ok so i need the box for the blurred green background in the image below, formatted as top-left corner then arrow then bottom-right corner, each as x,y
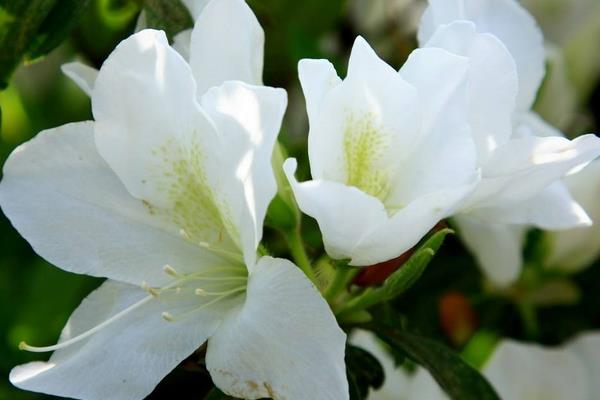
1,0 -> 600,398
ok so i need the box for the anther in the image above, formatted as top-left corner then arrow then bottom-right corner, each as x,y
179,229 -> 190,240
162,312 -> 174,322
141,281 -> 160,297
163,264 -> 180,277
195,288 -> 206,296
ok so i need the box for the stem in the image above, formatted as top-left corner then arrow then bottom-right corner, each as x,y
284,228 -> 317,285
335,287 -> 376,319
324,265 -> 357,301
517,301 -> 539,340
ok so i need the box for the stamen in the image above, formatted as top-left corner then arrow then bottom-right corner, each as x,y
198,241 -> 244,262
18,265 -> 247,353
179,228 -> 191,240
163,264 -> 180,278
162,287 -> 245,322
19,295 -> 155,353
141,281 -> 160,297
185,266 -> 248,278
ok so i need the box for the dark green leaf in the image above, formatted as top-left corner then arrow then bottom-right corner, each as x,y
347,370 -> 364,400
345,344 -> 385,400
143,0 -> 193,41
0,0 -> 58,88
26,0 -> 92,60
375,327 -> 500,400
204,387 -> 238,400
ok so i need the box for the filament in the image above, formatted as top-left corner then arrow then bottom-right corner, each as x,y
162,287 -> 246,322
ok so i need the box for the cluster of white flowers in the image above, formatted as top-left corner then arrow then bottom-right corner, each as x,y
1,0 -> 599,399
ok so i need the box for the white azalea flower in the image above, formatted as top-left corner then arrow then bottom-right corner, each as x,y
0,2 -> 348,399
284,36 -> 479,266
545,160 -> 600,273
65,0 -> 258,96
354,330 -> 600,400
418,0 -> 600,285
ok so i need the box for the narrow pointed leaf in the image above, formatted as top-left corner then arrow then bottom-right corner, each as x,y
374,327 -> 500,400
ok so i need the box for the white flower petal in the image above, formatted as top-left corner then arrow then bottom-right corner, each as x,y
472,182 -> 590,230
454,216 -> 526,286
284,158 -> 390,262
425,21 -> 518,162
298,58 -> 341,127
285,159 -> 474,266
134,10 -> 147,32
395,47 -> 477,204
546,160 -> 600,272
173,28 -> 192,60
468,134 -> 600,208
182,0 -> 210,20
206,256 -> 348,400
0,122 -> 225,286
419,0 -> 545,110
93,29 -> 207,207
10,280 -> 231,400
567,333 -> 600,397
190,0 -> 263,95
61,62 -> 98,97
483,340 -> 588,400
352,185 -> 475,266
515,111 -> 565,139
201,81 -> 287,268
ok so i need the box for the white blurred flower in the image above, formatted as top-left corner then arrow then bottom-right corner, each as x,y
523,0 -> 600,101
285,36 -> 479,266
418,0 -> 600,286
354,330 -> 600,400
0,1 -> 348,399
545,160 -> 600,273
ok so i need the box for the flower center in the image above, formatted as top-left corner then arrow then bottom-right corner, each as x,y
147,137 -> 240,255
151,264 -> 248,322
343,112 -> 391,202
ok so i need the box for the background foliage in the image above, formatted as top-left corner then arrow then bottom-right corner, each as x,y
0,0 -> 599,399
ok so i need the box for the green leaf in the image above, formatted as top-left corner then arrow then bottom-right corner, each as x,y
143,0 -> 193,41
26,0 -> 91,60
346,344 -> 385,400
375,328 -> 500,400
204,387 -> 238,400
0,0 -> 58,88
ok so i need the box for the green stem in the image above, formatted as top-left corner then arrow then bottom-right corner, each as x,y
517,301 -> 539,340
284,228 -> 317,285
335,288 -> 376,319
324,265 -> 356,301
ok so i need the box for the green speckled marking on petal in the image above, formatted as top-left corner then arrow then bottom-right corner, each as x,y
343,112 -> 390,202
150,137 -> 239,252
